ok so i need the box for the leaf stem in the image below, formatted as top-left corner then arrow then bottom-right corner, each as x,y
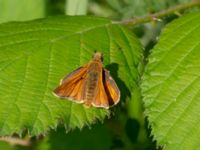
120,1 -> 200,26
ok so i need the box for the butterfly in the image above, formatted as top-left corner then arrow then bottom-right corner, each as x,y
53,52 -> 120,109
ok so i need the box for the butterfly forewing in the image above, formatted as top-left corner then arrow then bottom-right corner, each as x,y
53,66 -> 88,103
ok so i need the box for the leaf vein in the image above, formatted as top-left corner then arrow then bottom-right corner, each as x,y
30,43 -> 54,132
151,41 -> 200,109
0,57 -> 29,131
162,78 -> 200,143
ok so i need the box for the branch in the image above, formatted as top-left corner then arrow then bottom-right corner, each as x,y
120,1 -> 200,26
0,136 -> 32,146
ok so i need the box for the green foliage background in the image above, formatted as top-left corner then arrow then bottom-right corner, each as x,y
0,0 -> 199,150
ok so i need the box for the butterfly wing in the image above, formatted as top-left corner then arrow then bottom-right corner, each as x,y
103,69 -> 120,106
92,69 -> 120,108
53,65 -> 88,103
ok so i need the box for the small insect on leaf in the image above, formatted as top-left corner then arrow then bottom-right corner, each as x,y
53,52 -> 120,109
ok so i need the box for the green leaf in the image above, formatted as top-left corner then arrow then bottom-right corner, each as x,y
142,12 -> 200,149
0,16 -> 142,136
0,0 -> 46,23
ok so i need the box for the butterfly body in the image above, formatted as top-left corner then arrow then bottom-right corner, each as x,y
53,52 -> 120,109
84,61 -> 102,106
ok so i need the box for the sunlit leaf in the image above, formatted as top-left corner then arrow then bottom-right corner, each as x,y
142,12 -> 200,149
0,16 -> 142,136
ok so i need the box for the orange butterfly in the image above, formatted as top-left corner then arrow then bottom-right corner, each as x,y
53,52 -> 120,109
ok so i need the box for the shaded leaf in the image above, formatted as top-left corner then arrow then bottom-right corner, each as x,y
48,124 -> 112,150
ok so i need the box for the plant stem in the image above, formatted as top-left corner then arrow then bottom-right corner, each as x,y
120,1 -> 200,26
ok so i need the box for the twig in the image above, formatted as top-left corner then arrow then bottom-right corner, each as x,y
0,136 -> 32,146
120,1 -> 200,26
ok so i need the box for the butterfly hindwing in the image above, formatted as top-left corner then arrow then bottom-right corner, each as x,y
92,69 -> 120,108
92,69 -> 109,108
103,69 -> 120,106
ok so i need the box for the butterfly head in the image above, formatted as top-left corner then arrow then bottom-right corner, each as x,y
93,52 -> 103,62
